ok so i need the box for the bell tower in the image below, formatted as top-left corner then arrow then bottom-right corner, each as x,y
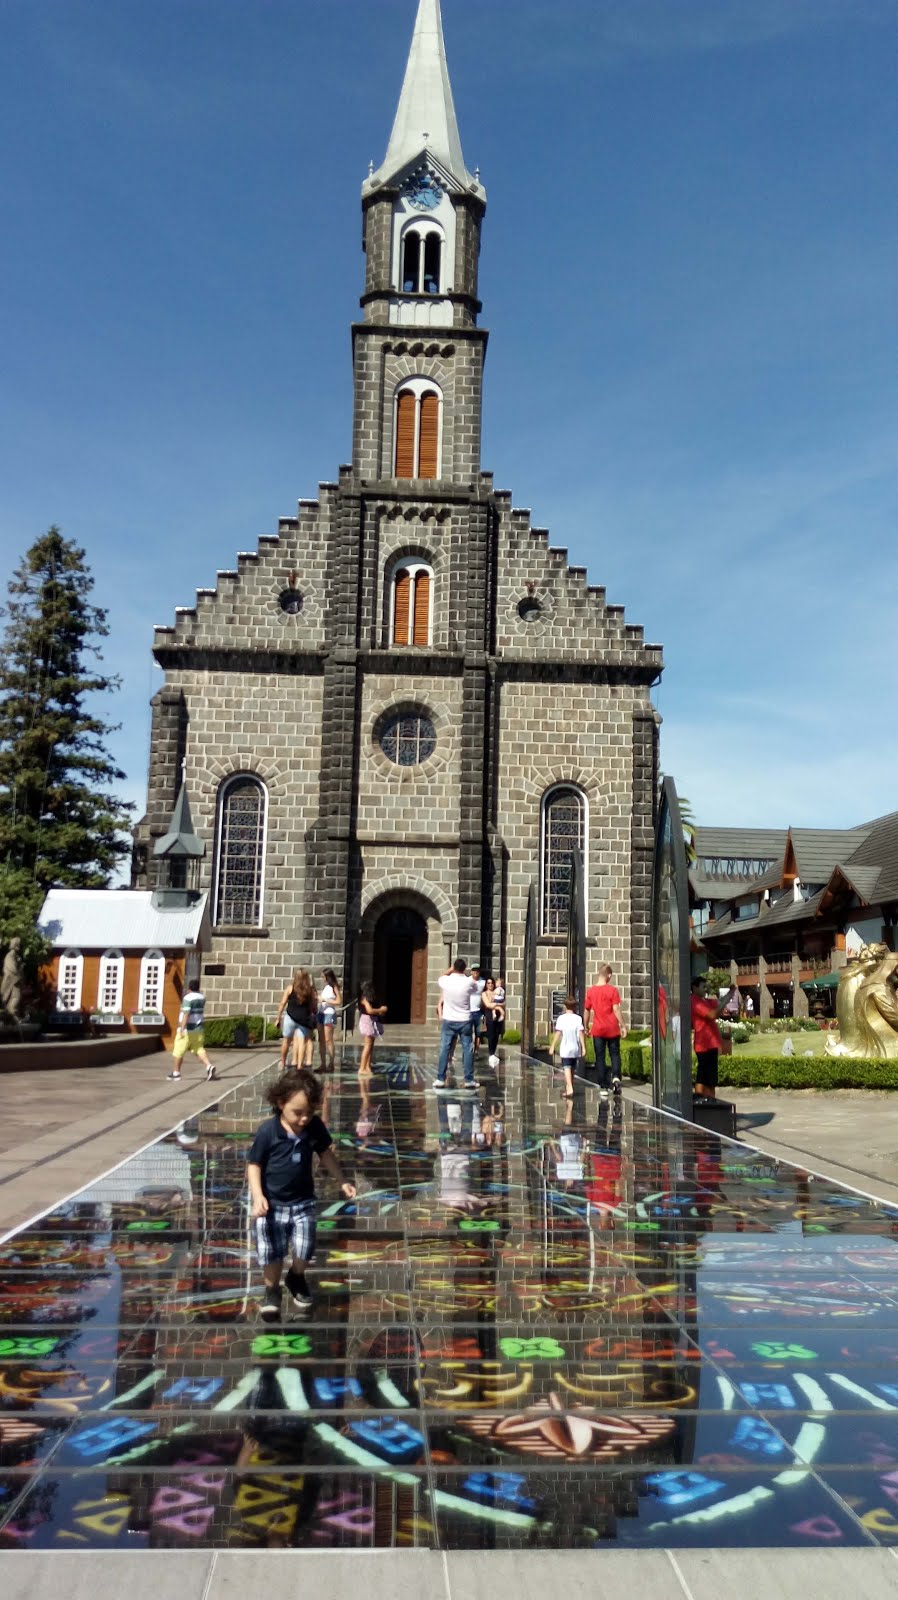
352,0 -> 488,486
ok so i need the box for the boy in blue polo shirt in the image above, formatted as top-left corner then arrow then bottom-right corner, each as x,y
247,1068 -> 356,1321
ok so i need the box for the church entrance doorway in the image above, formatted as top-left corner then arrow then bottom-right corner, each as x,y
373,907 -> 428,1024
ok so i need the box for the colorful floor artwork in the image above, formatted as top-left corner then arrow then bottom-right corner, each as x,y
3,1048 -> 898,1550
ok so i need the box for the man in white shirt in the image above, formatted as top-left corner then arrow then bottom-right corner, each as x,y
435,958 -> 478,1090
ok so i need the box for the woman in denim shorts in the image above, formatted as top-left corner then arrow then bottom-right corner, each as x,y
275,969 -> 318,1068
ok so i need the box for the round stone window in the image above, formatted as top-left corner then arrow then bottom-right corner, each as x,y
279,588 -> 304,616
517,595 -> 542,621
378,711 -> 437,767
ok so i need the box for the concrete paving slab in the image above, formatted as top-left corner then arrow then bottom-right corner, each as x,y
444,1550 -> 680,1598
210,1549 -> 446,1598
668,1547 -> 898,1598
0,1552 -> 214,1600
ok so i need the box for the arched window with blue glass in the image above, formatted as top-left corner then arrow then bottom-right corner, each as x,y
540,785 -> 588,936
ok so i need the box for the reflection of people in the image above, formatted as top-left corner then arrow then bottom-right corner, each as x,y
552,1128 -> 585,1183
690,976 -> 736,1099
551,995 -> 585,1099
584,964 -> 628,1097
436,1097 -> 491,1211
247,1068 -> 356,1321
167,979 -> 216,1083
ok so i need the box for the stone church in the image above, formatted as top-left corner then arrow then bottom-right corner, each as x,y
133,0 -> 662,1029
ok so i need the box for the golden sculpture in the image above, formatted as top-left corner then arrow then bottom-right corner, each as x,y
826,943 -> 898,1059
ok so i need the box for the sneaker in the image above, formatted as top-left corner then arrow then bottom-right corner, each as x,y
205,1064 -> 217,1081
259,1287 -> 282,1322
612,1078 -> 622,1092
166,1072 -> 182,1081
285,1270 -> 312,1310
460,1080 -> 481,1093
488,1054 -> 499,1069
599,1088 -> 609,1100
432,1078 -> 450,1091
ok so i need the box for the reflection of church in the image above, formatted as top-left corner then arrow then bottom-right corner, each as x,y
133,0 -> 662,1026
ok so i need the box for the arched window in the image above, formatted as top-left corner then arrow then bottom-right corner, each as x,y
97,949 -> 124,1014
390,561 -> 433,647
540,786 -> 588,936
214,775 -> 268,927
139,949 -> 166,1014
393,379 -> 442,479
401,222 -> 443,294
56,949 -> 83,1013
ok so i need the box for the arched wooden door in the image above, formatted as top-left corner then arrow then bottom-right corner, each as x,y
372,907 -> 428,1024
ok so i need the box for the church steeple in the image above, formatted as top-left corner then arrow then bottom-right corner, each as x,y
364,0 -> 484,200
353,0 -> 488,485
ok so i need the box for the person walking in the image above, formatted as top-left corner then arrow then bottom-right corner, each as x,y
275,970 -> 318,1069
167,978 -> 216,1082
317,969 -> 341,1072
583,964 -> 628,1099
468,963 -> 486,1051
551,995 -> 585,1098
482,977 -> 506,1067
434,958 -> 478,1091
691,976 -> 737,1099
357,982 -> 387,1076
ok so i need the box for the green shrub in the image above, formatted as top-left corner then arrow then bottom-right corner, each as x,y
203,1015 -> 279,1047
718,1055 -> 898,1090
622,1041 -> 898,1091
502,1028 -> 521,1044
623,1041 -> 652,1080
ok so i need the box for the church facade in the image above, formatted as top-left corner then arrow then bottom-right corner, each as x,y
133,0 -> 663,1030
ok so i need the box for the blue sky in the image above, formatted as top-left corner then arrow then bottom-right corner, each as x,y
1,0 -> 896,834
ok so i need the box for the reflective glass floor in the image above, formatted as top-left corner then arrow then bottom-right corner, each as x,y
4,1047 -> 898,1551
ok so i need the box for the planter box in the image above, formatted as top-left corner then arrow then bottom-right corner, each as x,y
90,1014 -> 125,1029
130,1015 -> 166,1030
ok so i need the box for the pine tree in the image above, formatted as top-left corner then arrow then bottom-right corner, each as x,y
0,529 -> 134,942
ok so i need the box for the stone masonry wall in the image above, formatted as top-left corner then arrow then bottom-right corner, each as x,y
496,677 -> 651,1030
156,668 -> 325,1020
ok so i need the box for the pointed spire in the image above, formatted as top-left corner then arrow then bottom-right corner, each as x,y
365,0 -> 482,196
154,782 -> 205,859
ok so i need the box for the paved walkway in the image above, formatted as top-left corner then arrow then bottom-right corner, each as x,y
628,1081 -> 898,1206
0,1047 -> 273,1237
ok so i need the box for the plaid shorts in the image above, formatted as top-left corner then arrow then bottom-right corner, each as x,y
255,1199 -> 317,1267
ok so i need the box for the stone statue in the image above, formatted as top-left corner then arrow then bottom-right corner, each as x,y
1,937 -> 24,1021
826,942 -> 898,1059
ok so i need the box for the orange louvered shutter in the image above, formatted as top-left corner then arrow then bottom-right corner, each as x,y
412,571 -> 431,646
393,571 -> 411,645
394,392 -> 417,478
418,392 -> 439,478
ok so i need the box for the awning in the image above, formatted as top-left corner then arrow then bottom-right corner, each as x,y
799,971 -> 841,991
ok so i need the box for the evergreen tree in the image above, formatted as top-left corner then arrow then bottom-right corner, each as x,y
0,529 -> 133,937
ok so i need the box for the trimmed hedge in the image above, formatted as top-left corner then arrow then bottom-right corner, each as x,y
204,1015 -> 280,1047
622,1041 -> 898,1091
